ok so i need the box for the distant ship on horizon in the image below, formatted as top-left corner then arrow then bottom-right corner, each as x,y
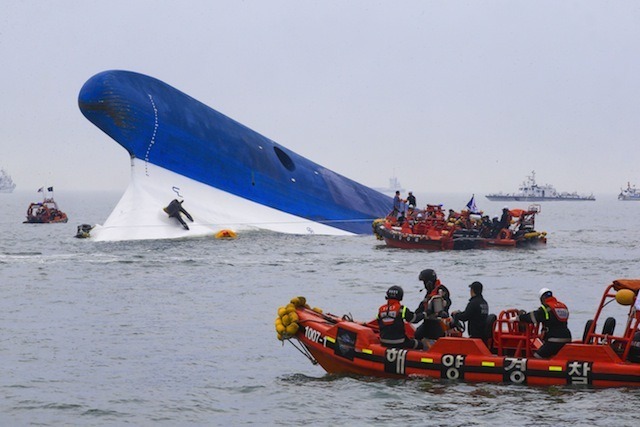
0,168 -> 16,193
372,176 -> 405,196
619,182 -> 640,201
486,171 -> 595,202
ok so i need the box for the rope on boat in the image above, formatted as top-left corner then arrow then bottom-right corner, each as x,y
285,338 -> 318,365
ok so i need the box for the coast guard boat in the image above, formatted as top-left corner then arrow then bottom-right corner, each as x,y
23,187 -> 68,224
372,176 -> 405,196
78,70 -> 391,241
486,171 -> 595,202
619,182 -> 640,201
278,279 -> 640,387
0,168 -> 16,193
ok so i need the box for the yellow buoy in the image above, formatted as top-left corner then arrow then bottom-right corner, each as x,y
290,296 -> 306,307
281,314 -> 291,326
277,307 -> 287,318
615,288 -> 636,306
215,229 -> 237,239
285,323 -> 299,335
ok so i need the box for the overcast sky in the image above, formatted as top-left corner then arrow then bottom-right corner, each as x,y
1,1 -> 639,195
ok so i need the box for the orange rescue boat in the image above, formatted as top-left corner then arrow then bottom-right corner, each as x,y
277,279 -> 640,387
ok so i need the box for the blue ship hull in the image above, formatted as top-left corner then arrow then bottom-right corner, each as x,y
78,70 -> 392,238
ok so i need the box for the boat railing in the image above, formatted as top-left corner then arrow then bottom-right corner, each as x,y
493,309 -> 543,358
582,282 -> 640,361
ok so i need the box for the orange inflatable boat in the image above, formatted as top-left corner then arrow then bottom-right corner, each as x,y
277,279 -> 640,387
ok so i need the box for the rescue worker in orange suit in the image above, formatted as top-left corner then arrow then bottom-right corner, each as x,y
519,288 -> 571,358
377,286 -> 425,350
414,269 -> 451,342
451,281 -> 489,340
164,199 -> 194,230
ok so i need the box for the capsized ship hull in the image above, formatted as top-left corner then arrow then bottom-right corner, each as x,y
78,70 -> 391,241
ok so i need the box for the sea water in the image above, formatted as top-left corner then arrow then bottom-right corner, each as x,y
1,191 -> 639,426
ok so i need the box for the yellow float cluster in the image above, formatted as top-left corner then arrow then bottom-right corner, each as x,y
524,231 -> 547,239
371,218 -> 385,240
275,296 -> 323,341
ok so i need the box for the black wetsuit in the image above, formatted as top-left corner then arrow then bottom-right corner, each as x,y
414,283 -> 451,340
454,294 -> 489,339
165,199 -> 193,230
519,297 -> 571,358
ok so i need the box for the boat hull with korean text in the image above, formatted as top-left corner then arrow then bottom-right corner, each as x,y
277,279 -> 640,387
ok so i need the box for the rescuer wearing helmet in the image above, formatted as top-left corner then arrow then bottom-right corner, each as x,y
518,288 -> 571,358
451,281 -> 489,340
377,286 -> 425,350
414,269 -> 452,342
417,269 -> 451,312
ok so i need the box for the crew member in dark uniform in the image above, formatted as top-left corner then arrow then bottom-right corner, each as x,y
414,269 -> 452,342
406,191 -> 416,209
519,288 -> 571,358
499,207 -> 511,229
164,199 -> 194,230
452,281 -> 489,340
377,286 -> 425,349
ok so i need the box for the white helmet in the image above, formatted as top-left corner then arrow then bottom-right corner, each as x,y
538,288 -> 552,300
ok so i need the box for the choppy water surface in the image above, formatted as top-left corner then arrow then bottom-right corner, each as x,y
1,191 -> 639,425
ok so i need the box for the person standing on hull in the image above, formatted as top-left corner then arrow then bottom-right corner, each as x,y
392,190 -> 405,218
451,281 -> 489,340
414,269 -> 452,345
406,191 -> 416,209
163,199 -> 194,230
518,288 -> 571,358
377,286 -> 425,350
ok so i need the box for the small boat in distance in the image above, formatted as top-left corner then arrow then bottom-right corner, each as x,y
486,171 -> 595,201
619,182 -> 640,201
23,187 -> 68,224
0,168 -> 16,193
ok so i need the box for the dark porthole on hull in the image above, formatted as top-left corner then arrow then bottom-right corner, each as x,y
274,147 -> 296,171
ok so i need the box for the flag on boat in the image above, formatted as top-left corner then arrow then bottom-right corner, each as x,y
47,186 -> 54,192
466,194 -> 479,214
37,187 -> 44,193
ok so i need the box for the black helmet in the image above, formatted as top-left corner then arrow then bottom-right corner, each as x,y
386,285 -> 404,301
419,269 -> 437,291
